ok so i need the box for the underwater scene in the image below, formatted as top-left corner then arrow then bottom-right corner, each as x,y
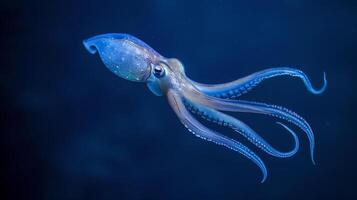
1,0 -> 356,199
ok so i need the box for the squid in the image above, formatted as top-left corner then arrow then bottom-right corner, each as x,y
83,33 -> 327,182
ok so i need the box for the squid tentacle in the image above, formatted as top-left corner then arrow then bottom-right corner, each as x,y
167,90 -> 268,183
184,90 -> 316,164
193,67 -> 327,98
184,101 -> 299,158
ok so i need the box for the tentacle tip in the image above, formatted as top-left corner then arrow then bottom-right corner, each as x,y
321,72 -> 328,92
259,169 -> 268,183
313,72 -> 327,95
311,154 -> 316,165
311,158 -> 316,165
260,175 -> 267,183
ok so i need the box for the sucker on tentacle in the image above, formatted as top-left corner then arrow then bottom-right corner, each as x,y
83,33 -> 326,183
184,100 -> 299,158
193,67 -> 327,99
168,90 -> 268,182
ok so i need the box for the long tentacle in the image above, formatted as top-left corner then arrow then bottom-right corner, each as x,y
167,90 -> 268,182
192,67 -> 327,98
184,100 -> 299,158
184,89 -> 316,164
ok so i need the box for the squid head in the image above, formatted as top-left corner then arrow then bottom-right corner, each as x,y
83,33 -> 161,83
83,33 -> 186,96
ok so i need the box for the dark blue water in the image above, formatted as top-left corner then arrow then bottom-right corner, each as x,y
1,0 -> 356,199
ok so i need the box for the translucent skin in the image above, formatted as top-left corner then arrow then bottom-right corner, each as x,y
83,33 -> 327,183
83,33 -> 162,82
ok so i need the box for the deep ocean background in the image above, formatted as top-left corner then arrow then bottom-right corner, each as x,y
1,0 -> 356,199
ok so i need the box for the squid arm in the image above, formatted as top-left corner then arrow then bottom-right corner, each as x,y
191,67 -> 327,98
167,90 -> 268,182
184,90 -> 316,164
184,100 -> 299,158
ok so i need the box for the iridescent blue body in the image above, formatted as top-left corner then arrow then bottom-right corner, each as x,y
83,33 -> 327,182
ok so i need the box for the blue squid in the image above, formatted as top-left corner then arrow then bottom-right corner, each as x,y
83,33 -> 327,182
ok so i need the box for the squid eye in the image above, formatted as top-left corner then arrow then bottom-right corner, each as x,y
153,65 -> 165,78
